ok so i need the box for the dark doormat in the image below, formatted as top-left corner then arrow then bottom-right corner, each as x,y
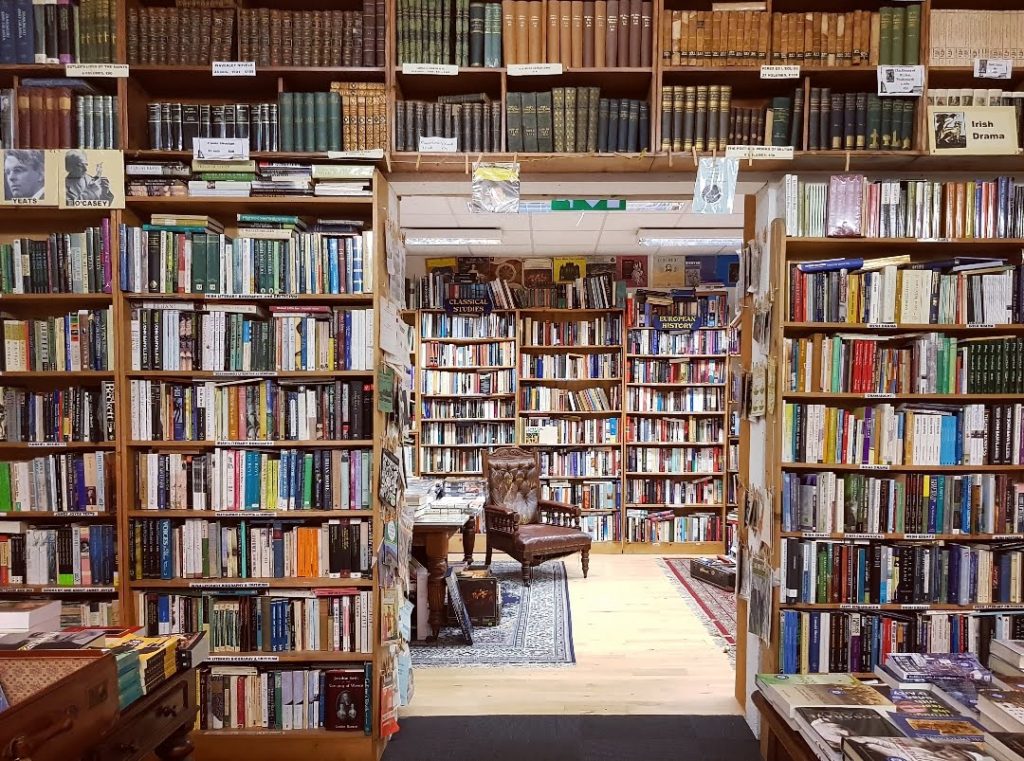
382,714 -> 760,761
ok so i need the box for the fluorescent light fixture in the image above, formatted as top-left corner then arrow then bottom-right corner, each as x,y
637,228 -> 743,249
470,200 -> 688,214
403,228 -> 503,246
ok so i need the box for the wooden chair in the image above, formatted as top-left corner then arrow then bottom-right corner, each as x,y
482,446 -> 592,586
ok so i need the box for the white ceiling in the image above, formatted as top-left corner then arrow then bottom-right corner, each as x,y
398,195 -> 746,256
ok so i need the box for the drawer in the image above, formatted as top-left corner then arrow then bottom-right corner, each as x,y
90,678 -> 195,761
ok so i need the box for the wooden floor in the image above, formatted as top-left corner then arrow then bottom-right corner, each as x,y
404,554 -> 742,716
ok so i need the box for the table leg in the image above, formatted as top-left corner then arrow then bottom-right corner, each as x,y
155,723 -> 195,761
425,531 -> 449,641
462,518 -> 475,564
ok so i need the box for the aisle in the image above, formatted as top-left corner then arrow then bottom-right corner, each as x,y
403,554 -> 741,716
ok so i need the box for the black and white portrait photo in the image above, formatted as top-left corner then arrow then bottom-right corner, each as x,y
60,149 -> 124,209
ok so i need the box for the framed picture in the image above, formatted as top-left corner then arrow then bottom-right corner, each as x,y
445,567 -> 473,645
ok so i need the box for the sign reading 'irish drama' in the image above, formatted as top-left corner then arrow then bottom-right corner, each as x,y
928,106 -> 1021,155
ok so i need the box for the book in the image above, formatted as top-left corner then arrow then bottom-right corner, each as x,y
842,737 -> 995,761
980,689 -> 1024,732
325,668 -> 368,731
992,642 -> 1024,670
794,707 -> 903,761
887,715 -> 985,743
398,0 -> 494,65
929,11 -> 1024,68
756,674 -> 892,718
872,687 -> 961,718
984,732 -> 1024,761
0,599 -> 60,630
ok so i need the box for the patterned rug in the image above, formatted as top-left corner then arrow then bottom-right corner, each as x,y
659,558 -> 737,665
410,561 -> 575,667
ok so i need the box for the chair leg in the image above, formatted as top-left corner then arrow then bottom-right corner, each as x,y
485,542 -> 493,568
521,562 -> 531,587
581,549 -> 590,579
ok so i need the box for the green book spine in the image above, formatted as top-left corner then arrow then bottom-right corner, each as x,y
0,463 -> 11,511
574,87 -> 588,153
771,96 -> 791,147
878,7 -> 893,66
237,214 -> 301,224
505,91 -> 523,152
440,0 -> 450,64
899,99 -> 914,150
866,94 -> 881,150
293,94 -> 306,152
904,4 -> 920,66
303,454 -> 314,508
521,92 -> 538,152
536,91 -> 553,152
565,87 -> 577,152
586,87 -> 599,152
552,88 -> 566,152
327,92 -> 342,152
303,93 -> 316,153
207,234 -> 221,294
313,92 -> 329,152
279,93 -> 294,152
890,6 -> 905,67
879,98 -> 892,149
191,233 -> 206,293
854,92 -> 867,150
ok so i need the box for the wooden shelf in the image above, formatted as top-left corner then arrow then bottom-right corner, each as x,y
783,322 -> 1024,334
781,602 -> 1024,612
625,440 -> 724,446
127,510 -> 372,519
624,471 -> 724,477
419,393 -> 516,398
782,463 -> 1024,473
423,365 -> 516,371
783,392 -> 1024,402
421,417 -> 516,423
626,382 -> 725,387
625,503 -> 726,510
780,531 -> 1024,542
626,410 -> 727,416
419,336 -> 516,343
0,293 -> 112,305
0,370 -> 115,380
206,651 -> 372,663
626,354 -> 727,359
0,585 -> 117,594
0,441 -> 116,451
519,376 -> 622,383
0,511 -> 116,521
129,578 -> 373,589
540,474 -> 618,480
519,344 -> 623,352
519,409 -> 621,416
622,540 -> 725,554
420,442 -> 514,448
123,293 -> 373,305
127,440 -> 374,449
126,370 -> 373,380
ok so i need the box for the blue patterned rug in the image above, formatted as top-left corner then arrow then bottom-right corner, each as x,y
410,561 -> 575,667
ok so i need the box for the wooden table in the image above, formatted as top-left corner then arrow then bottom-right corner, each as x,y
752,690 -> 817,761
412,516 -> 476,640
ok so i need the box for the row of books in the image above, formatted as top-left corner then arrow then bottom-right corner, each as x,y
138,590 -> 374,654
544,480 -> 617,511
394,96 -> 504,154
419,312 -> 516,339
0,384 -> 114,443
930,10 -> 1024,68
520,417 -> 619,445
627,386 -> 725,413
521,314 -> 622,346
626,328 -> 729,357
626,446 -> 722,474
0,225 -> 111,294
660,9 -> 768,67
519,386 -> 618,413
784,334 -> 1024,396
419,422 -> 514,446
199,665 -> 370,732
538,0 -> 653,68
420,339 -> 515,369
520,352 -> 620,380
420,448 -> 482,475
788,259 -> 1023,326
624,509 -> 724,543
128,518 -> 371,581
624,476 -> 724,507
808,91 -> 916,153
147,102 -> 279,153
578,512 -> 618,542
626,289 -> 728,329
781,471 -> 1024,536
415,272 -> 517,310
518,275 -> 620,309
7,88 -> 118,150
136,449 -> 374,513
538,448 -> 619,479
395,0 -> 488,66
1,309 -> 113,372
781,402 -> 1018,467
421,398 -> 515,420
0,452 -> 112,513
128,379 -> 374,443
660,86 -> 796,152
119,217 -> 372,296
626,416 -> 724,444
0,0 -> 116,64
1,524 -> 116,585
784,175 -> 1024,241
506,90 -> 649,154
926,88 -> 1024,152
420,367 -> 514,397
628,358 -> 724,385
771,7 -> 921,67
130,306 -> 375,373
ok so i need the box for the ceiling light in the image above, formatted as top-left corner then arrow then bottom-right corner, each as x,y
403,228 -> 503,246
637,229 -> 743,249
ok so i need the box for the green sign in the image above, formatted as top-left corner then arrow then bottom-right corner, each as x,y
377,366 -> 396,413
549,199 -> 626,212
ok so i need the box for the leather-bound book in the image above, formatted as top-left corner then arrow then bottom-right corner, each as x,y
472,102 -> 486,152
707,86 -> 720,151
586,86 -> 599,151
850,10 -> 862,65
890,6 -> 904,66
552,87 -> 566,151
547,0 -> 560,63
17,88 -> 31,147
570,2 -> 583,68
628,99 -> 641,151
829,92 -> 843,149
739,107 -> 751,145
841,92 -> 855,149
818,87 -> 830,150
898,99 -> 913,150
682,86 -> 695,151
717,85 -> 730,151
491,100 -> 503,150
803,11 -> 813,65
605,0 -> 617,66
807,88 -> 820,150
640,1 -> 651,66
559,1 -> 572,67
843,11 -> 855,65
620,98 -> 633,151
789,86 -> 804,149
503,1 -> 517,64
606,98 -> 619,152
469,2 -> 486,66
693,85 -> 707,151
865,93 -> 880,150
673,10 -> 684,66
671,86 -> 684,151
660,86 -> 672,150
515,1 -> 530,65
394,101 -> 405,151
854,91 -> 867,150
618,1 -> 630,67
522,92 -> 539,151
536,91 -> 553,151
595,1 -> 606,66
582,2 -> 594,67
574,86 -> 588,151
564,86 -> 577,151
638,101 -> 649,151
709,10 -> 720,66
506,92 -> 524,151
597,97 -> 609,151
57,86 -> 71,148
528,2 -> 542,62
313,92 -> 328,152
44,88 -> 58,147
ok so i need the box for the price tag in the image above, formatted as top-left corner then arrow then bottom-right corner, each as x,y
725,145 -> 794,161
401,63 -> 459,76
326,149 -> 385,160
975,59 -> 1012,79
878,65 -> 925,96
188,581 -> 271,589
760,65 -> 801,79
193,138 -> 250,161
65,63 -> 129,77
212,61 -> 257,77
418,136 -> 459,152
507,63 -> 564,76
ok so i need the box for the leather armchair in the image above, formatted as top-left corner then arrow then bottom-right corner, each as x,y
482,446 -> 592,586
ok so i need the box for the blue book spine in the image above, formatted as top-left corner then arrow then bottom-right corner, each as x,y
0,3 -> 15,65
273,521 -> 284,578
809,612 -> 820,673
240,520 -> 248,577
158,595 -> 170,633
927,475 -> 938,533
159,519 -> 172,579
961,477 -> 971,533
13,0 -> 32,63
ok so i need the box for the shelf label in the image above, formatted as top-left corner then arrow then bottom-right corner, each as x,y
878,65 -> 925,96
187,581 -> 270,589
208,654 -> 279,662
417,136 -> 459,153
55,512 -> 99,518
0,587 -> 29,593
760,65 -> 800,79
975,59 -> 1012,79
507,63 -> 564,76
967,323 -> 995,329
212,61 -> 257,77
903,533 -> 937,540
859,464 -> 889,471
899,604 -> 929,610
654,315 -> 700,332
841,603 -> 881,610
326,149 -> 385,160
43,586 -> 116,593
192,137 -> 250,161
208,293 -> 276,300
801,532 -> 831,539
212,371 -> 278,378
27,442 -> 64,448
865,393 -> 896,399
65,63 -> 129,77
214,440 -> 277,447
402,63 -> 459,76
1005,534 -> 1024,540
444,297 -> 492,315
725,145 -> 795,161
867,323 -> 898,329
846,533 -> 884,540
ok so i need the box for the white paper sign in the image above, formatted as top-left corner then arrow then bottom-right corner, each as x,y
975,58 -> 1012,79
193,137 -> 250,160
64,63 -> 129,77
760,65 -> 800,79
507,63 -> 564,76
212,61 -> 257,76
725,145 -> 795,160
402,63 -> 459,76
326,149 -> 385,160
877,65 -> 925,96
418,136 -> 459,152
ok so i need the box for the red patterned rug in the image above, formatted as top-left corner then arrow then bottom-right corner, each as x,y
660,558 -> 737,662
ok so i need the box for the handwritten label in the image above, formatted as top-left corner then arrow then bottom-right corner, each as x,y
878,65 -> 925,96
401,63 -> 459,76
188,581 -> 270,589
975,58 -> 1012,79
859,464 -> 889,471
193,137 -> 250,161
760,65 -> 801,79
418,136 -> 459,153
43,586 -> 116,593
865,393 -> 896,399
208,654 -> 279,662
326,149 -> 385,160
725,145 -> 795,161
214,440 -> 277,447
212,61 -> 257,77
507,63 -> 564,76
65,63 -> 129,77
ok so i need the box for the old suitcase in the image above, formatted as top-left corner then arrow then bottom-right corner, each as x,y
690,557 -> 737,592
447,569 -> 501,627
